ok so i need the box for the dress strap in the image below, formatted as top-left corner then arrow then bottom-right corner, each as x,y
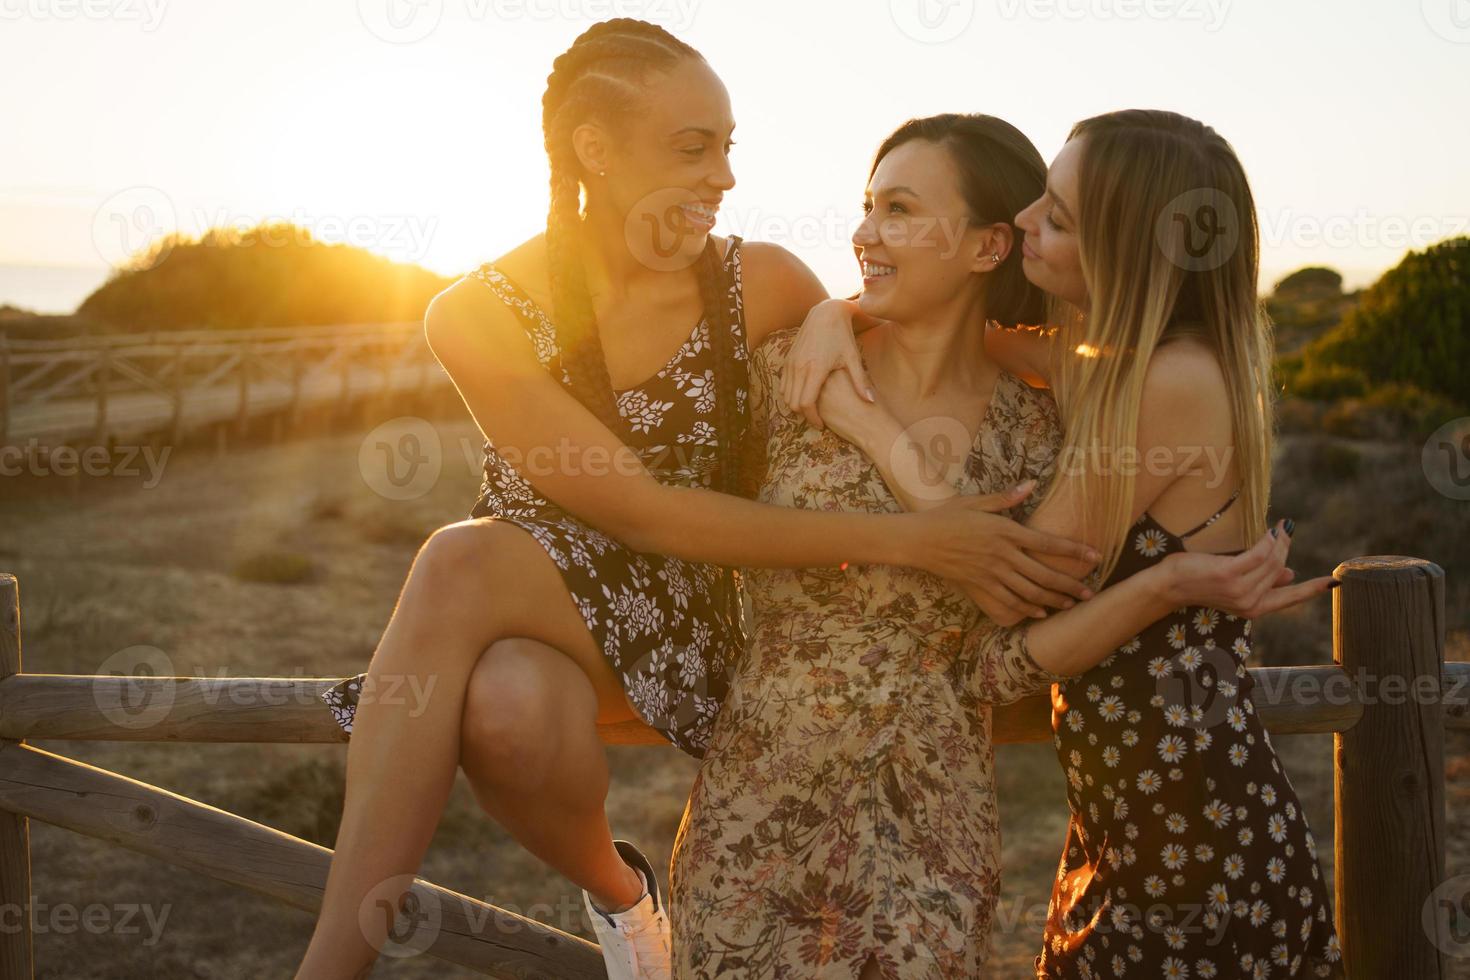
1177,487 -> 1243,540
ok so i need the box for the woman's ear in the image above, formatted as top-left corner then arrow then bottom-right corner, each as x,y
971,222 -> 1016,274
571,121 -> 611,177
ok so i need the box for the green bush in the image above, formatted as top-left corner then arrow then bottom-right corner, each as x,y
77,222 -> 453,333
1303,237 -> 1469,407
1290,361 -> 1370,400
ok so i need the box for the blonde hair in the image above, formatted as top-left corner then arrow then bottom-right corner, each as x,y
1039,109 -> 1275,584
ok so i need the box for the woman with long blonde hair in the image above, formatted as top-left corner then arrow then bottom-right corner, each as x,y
785,109 -> 1343,976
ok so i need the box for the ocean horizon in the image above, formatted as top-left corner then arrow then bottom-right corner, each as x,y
0,263 -> 111,316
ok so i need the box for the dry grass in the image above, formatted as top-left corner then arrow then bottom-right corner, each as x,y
0,416 -> 1465,977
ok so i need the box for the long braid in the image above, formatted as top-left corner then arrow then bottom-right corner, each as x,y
693,236 -> 744,620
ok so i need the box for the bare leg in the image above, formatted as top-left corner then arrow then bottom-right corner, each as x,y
459,637 -> 645,911
295,519 -> 645,979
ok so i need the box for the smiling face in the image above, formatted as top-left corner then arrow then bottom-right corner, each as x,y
1015,136 -> 1088,308
851,138 -> 1005,323
577,57 -> 736,269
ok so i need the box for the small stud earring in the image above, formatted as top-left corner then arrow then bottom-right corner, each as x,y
991,253 -> 1001,264
598,169 -> 607,177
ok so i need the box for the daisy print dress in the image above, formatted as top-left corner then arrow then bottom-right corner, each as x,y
320,236 -> 751,759
1035,490 -> 1344,979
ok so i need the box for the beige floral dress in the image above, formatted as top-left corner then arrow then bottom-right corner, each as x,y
669,327 -> 1071,978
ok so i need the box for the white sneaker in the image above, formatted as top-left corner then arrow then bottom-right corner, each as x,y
582,839 -> 672,980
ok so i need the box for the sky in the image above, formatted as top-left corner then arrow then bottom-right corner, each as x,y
1,0 -> 1466,313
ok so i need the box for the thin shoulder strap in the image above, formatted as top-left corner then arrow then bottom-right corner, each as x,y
470,263 -> 551,329
1178,487 -> 1243,540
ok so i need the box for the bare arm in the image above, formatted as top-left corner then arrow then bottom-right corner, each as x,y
818,344 -> 1334,696
424,259 -> 1097,584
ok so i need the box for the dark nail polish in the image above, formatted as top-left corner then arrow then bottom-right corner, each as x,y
1283,518 -> 1296,536
1269,527 -> 1278,538
1327,580 -> 1341,590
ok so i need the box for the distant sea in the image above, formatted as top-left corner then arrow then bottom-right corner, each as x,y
0,264 -> 111,315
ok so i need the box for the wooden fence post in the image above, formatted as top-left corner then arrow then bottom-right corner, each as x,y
169,342 -> 185,449
236,340 -> 251,437
93,342 -> 110,445
0,575 -> 34,978
1334,555 -> 1447,977
0,331 -> 10,446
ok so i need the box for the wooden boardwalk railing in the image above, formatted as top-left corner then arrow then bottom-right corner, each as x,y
0,557 -> 1459,977
0,323 -> 452,449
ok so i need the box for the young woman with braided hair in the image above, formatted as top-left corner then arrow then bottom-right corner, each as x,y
298,19 -> 1099,980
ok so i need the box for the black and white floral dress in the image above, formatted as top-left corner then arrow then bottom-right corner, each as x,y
1035,489 -> 1345,978
320,237 -> 751,759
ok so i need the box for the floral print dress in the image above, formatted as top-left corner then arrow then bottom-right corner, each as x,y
670,327 -> 1072,978
320,237 -> 750,759
1035,493 -> 1345,978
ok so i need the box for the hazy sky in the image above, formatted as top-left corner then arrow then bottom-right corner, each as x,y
2,0 -> 1466,310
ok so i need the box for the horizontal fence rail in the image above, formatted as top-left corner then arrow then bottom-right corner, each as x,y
0,664 -> 1464,746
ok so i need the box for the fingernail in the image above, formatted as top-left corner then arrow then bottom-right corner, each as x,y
1085,549 -> 1100,563
1081,589 -> 1095,600
1327,580 -> 1341,590
1064,600 -> 1075,609
1015,479 -> 1036,493
1283,518 -> 1296,536
1270,527 -> 1277,538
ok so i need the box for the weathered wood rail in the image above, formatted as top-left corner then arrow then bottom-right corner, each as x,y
0,557 -> 1459,976
0,323 -> 451,449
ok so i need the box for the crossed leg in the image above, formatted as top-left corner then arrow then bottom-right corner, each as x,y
295,517 -> 647,979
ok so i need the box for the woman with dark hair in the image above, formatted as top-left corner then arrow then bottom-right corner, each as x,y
295,21 -> 1101,980
782,109 -> 1343,977
669,113 -> 1321,979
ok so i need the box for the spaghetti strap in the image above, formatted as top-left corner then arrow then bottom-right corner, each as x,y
1177,486 -> 1242,539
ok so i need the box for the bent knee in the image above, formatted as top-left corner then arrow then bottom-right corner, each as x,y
460,639 -> 596,773
415,518 -> 533,594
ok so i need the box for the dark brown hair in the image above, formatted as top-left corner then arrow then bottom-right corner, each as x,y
869,113 -> 1048,327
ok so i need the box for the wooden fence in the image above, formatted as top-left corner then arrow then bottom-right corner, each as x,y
0,556 -> 1460,977
0,324 -> 451,450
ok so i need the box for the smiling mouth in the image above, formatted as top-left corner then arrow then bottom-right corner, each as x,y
861,260 -> 896,281
678,202 -> 719,229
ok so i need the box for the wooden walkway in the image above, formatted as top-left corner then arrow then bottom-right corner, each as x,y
0,323 -> 451,448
